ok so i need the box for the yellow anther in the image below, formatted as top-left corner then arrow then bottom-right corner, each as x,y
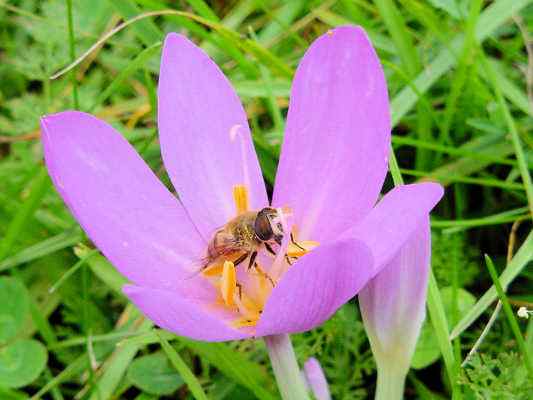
204,184 -> 321,330
235,292 -> 261,321
287,240 -> 320,258
202,262 -> 224,277
221,261 -> 237,307
252,264 -> 274,305
233,184 -> 250,215
281,206 -> 293,216
231,318 -> 259,329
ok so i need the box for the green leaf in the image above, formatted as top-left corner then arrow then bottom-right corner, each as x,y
127,351 -> 184,395
0,277 -> 30,344
412,287 -> 475,369
0,339 -> 48,388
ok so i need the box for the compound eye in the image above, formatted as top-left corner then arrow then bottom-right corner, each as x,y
254,214 -> 273,241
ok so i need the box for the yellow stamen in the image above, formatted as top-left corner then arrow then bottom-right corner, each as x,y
234,292 -> 261,321
248,264 -> 273,303
287,240 -> 320,258
202,185 -> 321,330
202,262 -> 224,277
231,318 -> 259,329
281,205 -> 293,216
233,184 -> 249,215
221,261 -> 237,307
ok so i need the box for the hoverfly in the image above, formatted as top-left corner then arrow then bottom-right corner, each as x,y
203,207 -> 288,273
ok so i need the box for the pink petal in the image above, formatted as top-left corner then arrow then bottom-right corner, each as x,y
41,111 -> 205,291
256,239 -> 374,336
303,358 -> 331,400
273,26 -> 390,243
344,183 -> 443,272
359,219 -> 430,370
123,285 -> 251,341
158,33 -> 268,239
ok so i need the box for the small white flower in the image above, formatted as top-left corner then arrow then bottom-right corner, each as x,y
517,306 -> 530,319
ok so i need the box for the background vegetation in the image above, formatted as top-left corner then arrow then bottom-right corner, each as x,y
0,0 -> 532,398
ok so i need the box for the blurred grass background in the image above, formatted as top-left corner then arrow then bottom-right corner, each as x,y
0,0 -> 532,399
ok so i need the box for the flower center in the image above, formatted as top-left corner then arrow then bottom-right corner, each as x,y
201,184 -> 319,329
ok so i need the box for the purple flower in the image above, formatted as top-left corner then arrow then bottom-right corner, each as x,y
359,219 -> 432,399
303,358 -> 331,400
40,26 -> 443,342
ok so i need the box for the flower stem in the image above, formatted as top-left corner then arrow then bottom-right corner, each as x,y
264,334 -> 310,400
375,365 -> 406,400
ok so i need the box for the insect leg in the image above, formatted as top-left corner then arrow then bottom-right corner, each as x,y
264,242 -> 276,256
290,232 -> 306,251
265,239 -> 293,265
248,251 -> 258,271
253,264 -> 275,287
233,252 -> 249,267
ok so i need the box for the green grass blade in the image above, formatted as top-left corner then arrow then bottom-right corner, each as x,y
315,9 -> 396,54
373,0 -> 418,74
0,229 -> 82,272
373,0 -> 433,169
427,271 -> 460,398
487,59 -> 533,116
88,312 -> 152,400
437,0 -> 482,150
392,135 -> 517,167
479,53 -> 533,215
0,168 -> 50,262
185,0 -> 218,20
75,245 -> 128,295
157,332 -> 209,400
49,249 -> 99,293
400,168 -> 525,191
431,207 -> 528,229
89,42 -> 161,112
484,255 -> 533,378
390,0 -> 533,126
65,0 -> 79,109
183,339 -> 277,400
110,0 -> 162,45
451,230 -> 533,338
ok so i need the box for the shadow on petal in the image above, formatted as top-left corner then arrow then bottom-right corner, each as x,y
124,285 -> 253,342
256,239 -> 374,336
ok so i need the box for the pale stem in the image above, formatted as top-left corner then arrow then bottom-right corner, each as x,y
264,334 -> 310,400
375,364 -> 407,400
